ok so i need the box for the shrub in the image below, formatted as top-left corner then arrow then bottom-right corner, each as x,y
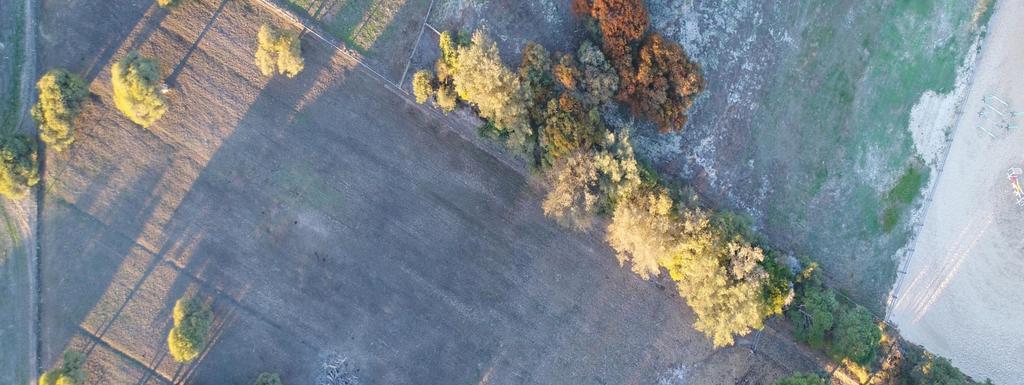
157,0 -> 181,8
576,40 -> 618,106
256,24 -> 305,78
0,134 -> 40,200
453,30 -> 532,152
775,372 -> 826,385
39,351 -> 85,385
830,305 -> 881,366
253,372 -> 282,385
412,70 -> 434,105
112,51 -> 167,127
167,296 -> 213,362
629,33 -> 703,132
32,69 -> 87,152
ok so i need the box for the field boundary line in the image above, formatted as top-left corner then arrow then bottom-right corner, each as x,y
23,0 -> 40,381
398,0 -> 436,89
884,17 -> 995,322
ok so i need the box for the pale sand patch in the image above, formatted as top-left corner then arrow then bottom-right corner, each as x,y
889,2 -> 1024,384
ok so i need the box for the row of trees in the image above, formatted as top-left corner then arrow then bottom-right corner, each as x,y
410,26 -> 787,347
5,21 -> 305,201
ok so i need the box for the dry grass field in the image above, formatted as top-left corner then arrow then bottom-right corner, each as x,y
30,0 -> 832,383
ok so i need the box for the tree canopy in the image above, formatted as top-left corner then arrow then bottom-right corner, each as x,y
112,51 -> 167,127
256,24 -> 305,78
253,372 -> 282,385
775,372 -> 826,385
32,69 -> 87,152
167,296 -> 213,362
830,305 -> 881,366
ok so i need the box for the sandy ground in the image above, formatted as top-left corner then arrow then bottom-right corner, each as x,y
889,1 -> 1024,384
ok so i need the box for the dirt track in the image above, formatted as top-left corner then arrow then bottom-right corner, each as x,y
31,0 -> 830,384
889,2 -> 1024,383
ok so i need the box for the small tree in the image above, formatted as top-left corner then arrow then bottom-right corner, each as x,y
253,372 -> 282,385
112,51 -> 167,127
167,296 -> 213,362
256,24 -> 305,78
775,372 -> 825,385
157,0 -> 182,8
435,83 -> 458,113
412,70 -> 434,105
0,134 -> 40,200
39,351 -> 85,385
830,305 -> 881,366
32,69 -> 87,152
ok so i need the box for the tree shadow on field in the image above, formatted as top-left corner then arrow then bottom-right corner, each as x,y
165,0 -> 229,87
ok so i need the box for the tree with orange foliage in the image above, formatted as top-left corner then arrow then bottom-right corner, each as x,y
629,33 -> 704,132
588,0 -> 648,88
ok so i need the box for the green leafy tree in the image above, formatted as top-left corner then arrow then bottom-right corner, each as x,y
412,70 -> 435,105
256,24 -> 305,78
576,40 -> 618,106
112,51 -> 167,127
830,305 -> 881,366
0,134 -> 40,200
38,351 -> 85,385
453,30 -> 532,152
792,284 -> 839,349
167,296 -> 213,362
775,372 -> 826,385
253,372 -> 282,385
32,69 -> 87,151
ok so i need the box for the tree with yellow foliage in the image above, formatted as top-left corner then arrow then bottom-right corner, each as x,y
256,24 -> 305,78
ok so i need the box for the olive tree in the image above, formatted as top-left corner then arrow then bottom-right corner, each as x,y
32,69 -> 87,151
167,296 -> 213,362
256,24 -> 305,78
112,51 -> 167,127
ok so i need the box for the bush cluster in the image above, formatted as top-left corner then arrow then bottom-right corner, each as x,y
167,296 -> 213,362
38,351 -> 86,385
112,51 -> 167,127
774,372 -> 826,385
32,69 -> 87,152
253,372 -> 282,385
256,23 -> 305,78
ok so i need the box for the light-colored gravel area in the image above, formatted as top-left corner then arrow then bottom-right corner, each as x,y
889,2 -> 1024,383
